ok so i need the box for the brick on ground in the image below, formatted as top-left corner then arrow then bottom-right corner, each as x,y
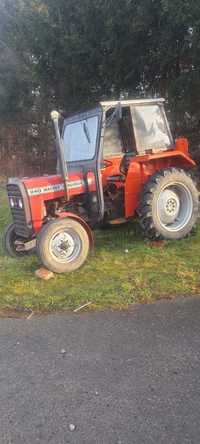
35,268 -> 54,280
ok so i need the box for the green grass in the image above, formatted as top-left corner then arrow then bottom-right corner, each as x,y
0,182 -> 200,313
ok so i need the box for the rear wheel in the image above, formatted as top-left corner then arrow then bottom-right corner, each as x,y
138,168 -> 199,240
37,218 -> 90,273
3,223 -> 28,257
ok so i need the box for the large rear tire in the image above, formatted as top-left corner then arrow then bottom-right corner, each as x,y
3,223 -> 28,257
37,218 -> 90,273
137,168 -> 199,240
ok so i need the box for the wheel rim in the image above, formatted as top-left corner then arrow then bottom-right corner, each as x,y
157,182 -> 193,232
49,229 -> 82,263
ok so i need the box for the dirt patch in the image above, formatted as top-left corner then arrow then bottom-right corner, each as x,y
0,307 -> 32,319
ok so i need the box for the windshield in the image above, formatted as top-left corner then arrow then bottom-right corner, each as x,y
131,105 -> 172,152
63,115 -> 99,162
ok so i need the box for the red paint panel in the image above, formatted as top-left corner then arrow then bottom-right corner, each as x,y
125,161 -> 142,218
22,173 -> 86,233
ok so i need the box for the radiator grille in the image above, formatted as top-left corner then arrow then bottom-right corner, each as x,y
7,183 -> 32,238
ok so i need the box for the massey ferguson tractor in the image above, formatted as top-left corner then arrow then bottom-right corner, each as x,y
3,98 -> 199,273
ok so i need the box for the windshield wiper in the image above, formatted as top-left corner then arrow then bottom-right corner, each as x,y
83,121 -> 91,144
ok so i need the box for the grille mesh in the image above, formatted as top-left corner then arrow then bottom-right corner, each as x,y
7,184 -> 31,238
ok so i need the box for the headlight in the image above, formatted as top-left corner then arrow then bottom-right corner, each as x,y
18,199 -> 23,209
9,198 -> 15,208
9,197 -> 23,209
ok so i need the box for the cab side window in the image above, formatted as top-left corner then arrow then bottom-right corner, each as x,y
119,106 -> 136,154
103,108 -> 123,157
103,106 -> 136,158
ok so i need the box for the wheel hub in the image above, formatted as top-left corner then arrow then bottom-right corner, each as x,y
158,189 -> 180,224
50,231 -> 78,262
165,197 -> 178,214
157,183 -> 193,232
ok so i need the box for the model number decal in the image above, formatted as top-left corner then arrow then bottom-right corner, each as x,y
27,181 -> 83,196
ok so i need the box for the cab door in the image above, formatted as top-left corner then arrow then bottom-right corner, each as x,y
61,107 -> 104,222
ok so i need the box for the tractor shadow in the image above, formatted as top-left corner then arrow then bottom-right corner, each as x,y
94,219 -> 144,253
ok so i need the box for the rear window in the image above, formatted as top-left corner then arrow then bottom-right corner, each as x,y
131,105 -> 172,152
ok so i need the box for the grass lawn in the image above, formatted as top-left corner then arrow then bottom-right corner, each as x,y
0,182 -> 200,313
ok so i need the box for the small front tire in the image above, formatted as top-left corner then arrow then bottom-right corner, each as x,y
3,223 -> 28,257
37,218 -> 90,273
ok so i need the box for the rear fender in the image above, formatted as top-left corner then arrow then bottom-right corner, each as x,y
56,212 -> 94,247
125,150 -> 196,219
135,149 -> 196,169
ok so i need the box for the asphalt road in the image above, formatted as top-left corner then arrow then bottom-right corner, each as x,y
1,297 -> 200,444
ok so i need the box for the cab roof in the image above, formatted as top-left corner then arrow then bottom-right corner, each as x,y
100,98 -> 165,107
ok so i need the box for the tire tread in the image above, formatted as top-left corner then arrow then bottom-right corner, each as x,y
137,168 -> 199,240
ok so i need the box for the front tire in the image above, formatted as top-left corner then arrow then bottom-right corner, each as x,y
3,223 -> 28,257
37,218 -> 90,273
138,168 -> 199,240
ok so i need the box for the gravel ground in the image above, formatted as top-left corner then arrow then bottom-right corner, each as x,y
1,296 -> 200,444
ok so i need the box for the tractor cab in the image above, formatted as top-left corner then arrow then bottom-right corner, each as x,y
61,98 -> 172,158
52,99 -> 173,220
55,98 -> 174,222
61,98 -> 173,164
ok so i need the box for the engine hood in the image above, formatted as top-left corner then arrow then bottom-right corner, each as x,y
22,173 -> 84,198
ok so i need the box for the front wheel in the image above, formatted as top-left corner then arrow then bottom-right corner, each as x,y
36,218 -> 90,273
3,223 -> 28,257
138,168 -> 199,240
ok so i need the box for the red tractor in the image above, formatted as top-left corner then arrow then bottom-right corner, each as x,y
4,98 -> 199,273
